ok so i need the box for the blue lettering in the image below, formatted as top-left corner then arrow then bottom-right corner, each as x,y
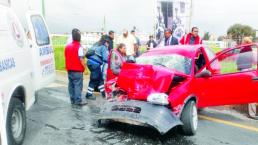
39,46 -> 53,56
0,58 -> 16,72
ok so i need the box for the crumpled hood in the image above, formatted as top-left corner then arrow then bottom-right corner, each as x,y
117,63 -> 174,100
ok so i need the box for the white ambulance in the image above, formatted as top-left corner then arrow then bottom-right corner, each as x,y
0,1 -> 55,145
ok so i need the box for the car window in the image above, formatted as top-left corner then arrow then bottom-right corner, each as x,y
210,45 -> 257,75
136,54 -> 192,74
204,47 -> 216,61
31,15 -> 50,46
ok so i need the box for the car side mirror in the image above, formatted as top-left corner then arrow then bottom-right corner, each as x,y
195,70 -> 211,78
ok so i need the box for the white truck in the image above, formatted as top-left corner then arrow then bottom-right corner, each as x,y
0,1 -> 55,145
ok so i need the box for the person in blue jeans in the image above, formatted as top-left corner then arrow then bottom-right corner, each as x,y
86,35 -> 109,99
65,28 -> 87,106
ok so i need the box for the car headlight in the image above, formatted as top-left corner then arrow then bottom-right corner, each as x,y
147,93 -> 169,105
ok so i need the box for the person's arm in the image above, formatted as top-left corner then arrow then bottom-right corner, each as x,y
78,46 -> 85,69
101,46 -> 108,63
174,37 -> 179,45
110,53 -> 121,75
179,36 -> 184,45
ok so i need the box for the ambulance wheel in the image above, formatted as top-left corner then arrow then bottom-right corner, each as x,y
180,100 -> 198,136
6,97 -> 26,145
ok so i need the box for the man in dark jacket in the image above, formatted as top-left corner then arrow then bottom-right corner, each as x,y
107,30 -> 115,51
146,35 -> 157,50
164,28 -> 178,46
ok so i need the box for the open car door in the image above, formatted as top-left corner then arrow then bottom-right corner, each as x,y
26,11 -> 55,91
196,44 -> 258,107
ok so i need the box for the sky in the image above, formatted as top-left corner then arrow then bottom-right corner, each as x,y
9,0 -> 258,37
191,0 -> 258,37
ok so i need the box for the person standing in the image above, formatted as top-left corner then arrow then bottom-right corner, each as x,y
85,36 -> 109,99
117,29 -> 137,60
131,30 -> 141,57
180,27 -> 202,45
164,28 -> 179,46
107,30 -> 115,51
146,35 -> 157,50
64,28 -> 87,106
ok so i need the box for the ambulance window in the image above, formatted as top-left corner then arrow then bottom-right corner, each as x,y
31,15 -> 50,46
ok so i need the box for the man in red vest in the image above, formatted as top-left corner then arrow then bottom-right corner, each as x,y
65,29 -> 87,106
180,27 -> 202,45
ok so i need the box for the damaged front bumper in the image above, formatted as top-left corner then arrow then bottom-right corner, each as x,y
97,100 -> 182,134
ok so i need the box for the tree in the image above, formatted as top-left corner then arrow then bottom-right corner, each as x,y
227,24 -> 256,44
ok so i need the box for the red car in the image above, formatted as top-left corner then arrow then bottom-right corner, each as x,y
100,44 -> 258,135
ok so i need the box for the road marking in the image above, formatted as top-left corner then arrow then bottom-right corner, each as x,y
199,115 -> 258,133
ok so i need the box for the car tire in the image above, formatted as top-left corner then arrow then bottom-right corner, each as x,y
180,100 -> 198,136
6,97 -> 26,145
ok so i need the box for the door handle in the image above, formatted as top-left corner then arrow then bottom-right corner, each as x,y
253,77 -> 258,81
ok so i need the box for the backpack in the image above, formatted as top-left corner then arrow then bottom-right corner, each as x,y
85,44 -> 98,59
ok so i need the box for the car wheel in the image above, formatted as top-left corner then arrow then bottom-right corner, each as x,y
180,100 -> 198,135
248,103 -> 258,120
6,97 -> 26,145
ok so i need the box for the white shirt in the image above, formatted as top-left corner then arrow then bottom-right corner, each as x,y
117,34 -> 136,56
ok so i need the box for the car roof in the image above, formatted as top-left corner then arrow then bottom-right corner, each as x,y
143,45 -> 204,58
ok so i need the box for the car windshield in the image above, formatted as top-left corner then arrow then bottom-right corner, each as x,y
136,54 -> 192,74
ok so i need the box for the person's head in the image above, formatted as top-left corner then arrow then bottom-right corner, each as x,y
72,28 -> 81,42
242,37 -> 252,44
164,28 -> 172,39
131,30 -> 136,36
108,30 -> 115,40
117,43 -> 126,55
191,27 -> 199,37
99,35 -> 110,47
149,35 -> 154,40
122,29 -> 128,37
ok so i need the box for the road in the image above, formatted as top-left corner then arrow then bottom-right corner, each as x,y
23,73 -> 258,145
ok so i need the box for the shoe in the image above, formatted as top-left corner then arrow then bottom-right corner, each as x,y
74,100 -> 87,106
85,94 -> 96,100
101,92 -> 106,98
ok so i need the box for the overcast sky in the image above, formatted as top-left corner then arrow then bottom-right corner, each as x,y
41,0 -> 258,36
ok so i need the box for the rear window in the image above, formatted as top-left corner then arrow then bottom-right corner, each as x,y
31,15 -> 50,46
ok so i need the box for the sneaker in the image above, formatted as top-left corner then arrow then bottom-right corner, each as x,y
74,100 -> 87,106
101,92 -> 106,98
85,94 -> 96,100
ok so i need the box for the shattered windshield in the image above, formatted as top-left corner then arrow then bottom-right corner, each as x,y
136,54 -> 192,74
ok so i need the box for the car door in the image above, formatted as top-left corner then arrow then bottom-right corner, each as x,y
196,44 -> 258,107
26,11 -> 55,91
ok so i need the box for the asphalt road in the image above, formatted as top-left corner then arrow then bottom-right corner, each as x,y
22,75 -> 258,145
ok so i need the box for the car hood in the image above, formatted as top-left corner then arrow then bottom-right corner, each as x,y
117,63 -> 174,101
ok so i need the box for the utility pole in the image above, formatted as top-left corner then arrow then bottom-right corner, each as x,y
189,0 -> 193,32
42,0 -> 45,18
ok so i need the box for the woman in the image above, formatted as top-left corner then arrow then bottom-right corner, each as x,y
106,43 -> 126,81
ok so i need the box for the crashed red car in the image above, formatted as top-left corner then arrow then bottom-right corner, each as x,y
99,44 -> 258,135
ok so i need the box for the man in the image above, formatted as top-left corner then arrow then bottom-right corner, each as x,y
107,30 -> 115,51
164,28 -> 179,46
86,35 -> 109,99
117,29 -> 137,59
65,28 -> 87,106
180,27 -> 202,45
131,30 -> 141,57
146,35 -> 157,50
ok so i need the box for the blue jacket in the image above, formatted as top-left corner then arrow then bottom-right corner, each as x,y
165,36 -> 179,46
87,45 -> 108,66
